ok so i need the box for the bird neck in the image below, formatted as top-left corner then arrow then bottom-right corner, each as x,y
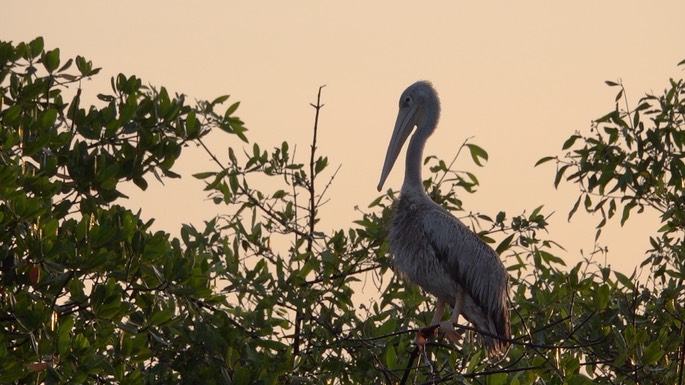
401,96 -> 440,195
403,123 -> 439,194
402,132 -> 425,192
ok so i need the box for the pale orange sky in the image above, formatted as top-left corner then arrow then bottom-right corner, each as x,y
3,2 -> 684,274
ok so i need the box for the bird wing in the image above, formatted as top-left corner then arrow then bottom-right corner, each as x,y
421,207 -> 509,320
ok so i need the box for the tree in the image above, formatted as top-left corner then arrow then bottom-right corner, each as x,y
537,70 -> 685,384
1,37 -> 683,385
0,37 -> 255,384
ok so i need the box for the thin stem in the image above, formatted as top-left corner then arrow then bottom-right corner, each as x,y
307,84 -> 326,255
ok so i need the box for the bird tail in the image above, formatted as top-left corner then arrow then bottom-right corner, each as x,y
482,310 -> 511,357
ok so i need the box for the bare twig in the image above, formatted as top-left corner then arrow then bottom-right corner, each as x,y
435,137 -> 473,187
301,263 -> 382,287
296,85 -> 326,358
307,84 -> 327,256
196,137 -> 311,240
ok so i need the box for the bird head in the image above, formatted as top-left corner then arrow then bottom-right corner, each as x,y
377,81 -> 441,191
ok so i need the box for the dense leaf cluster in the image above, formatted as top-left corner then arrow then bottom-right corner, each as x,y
0,37 -> 250,384
537,71 -> 685,384
0,38 -> 683,384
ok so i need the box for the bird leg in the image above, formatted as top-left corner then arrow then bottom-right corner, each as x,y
439,291 -> 464,343
430,299 -> 446,326
414,298 -> 445,349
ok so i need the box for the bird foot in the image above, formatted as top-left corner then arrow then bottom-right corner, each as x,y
412,324 -> 440,351
412,322 -> 462,350
438,320 -> 462,343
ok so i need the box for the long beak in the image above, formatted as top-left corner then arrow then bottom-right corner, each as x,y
377,105 -> 418,191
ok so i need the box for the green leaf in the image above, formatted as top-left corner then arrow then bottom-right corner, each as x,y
375,318 -> 397,336
185,110 -> 198,137
0,364 -> 25,383
568,194 -> 582,221
225,101 -> 240,116
554,164 -> 570,188
75,55 -> 88,75
193,172 -> 216,180
620,202 -> 636,226
642,340 -> 665,365
594,284 -> 610,310
133,176 -> 148,190
229,173 -> 239,193
212,94 -> 230,105
74,55 -> 100,76
384,345 -> 397,368
614,271 -> 635,290
228,147 -> 238,165
42,48 -> 60,73
608,198 -> 617,219
233,366 -> 251,385
487,372 -> 508,385
562,135 -> 581,150
58,57 -> 73,72
28,36 -> 44,59
465,171 -> 479,186
465,143 -> 488,166
39,108 -> 57,129
3,104 -> 22,125
56,316 -> 74,354
496,233 -> 515,254
315,156 -> 328,174
149,309 -> 173,326
535,156 -> 556,167
536,249 -> 565,266
97,295 -> 122,318
530,205 -> 544,219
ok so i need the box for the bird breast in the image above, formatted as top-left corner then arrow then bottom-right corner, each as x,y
388,192 -> 461,305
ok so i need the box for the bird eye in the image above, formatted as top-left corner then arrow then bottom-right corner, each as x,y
402,95 -> 413,106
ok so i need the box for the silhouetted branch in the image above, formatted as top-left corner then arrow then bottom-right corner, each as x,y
456,318 -> 604,351
307,84 -> 326,256
197,137 -> 312,240
301,263 -> 382,287
356,312 -> 606,384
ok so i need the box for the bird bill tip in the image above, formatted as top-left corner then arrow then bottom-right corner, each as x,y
376,176 -> 387,192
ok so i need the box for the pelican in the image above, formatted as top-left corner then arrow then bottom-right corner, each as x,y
377,81 -> 511,356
